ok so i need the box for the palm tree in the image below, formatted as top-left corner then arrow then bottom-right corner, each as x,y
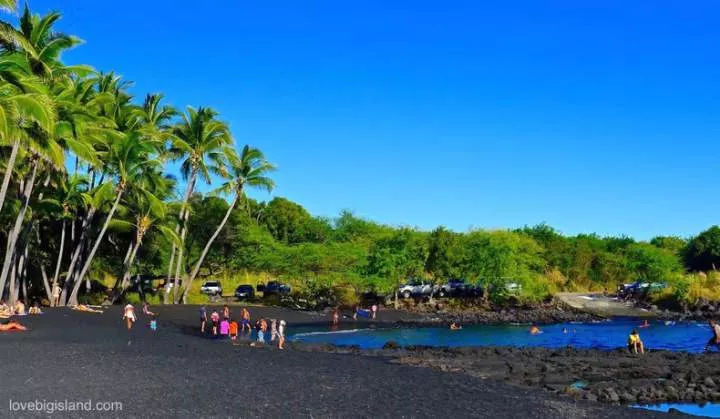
182,145 -> 275,301
0,0 -> 16,12
166,106 -> 231,303
67,131 -> 161,305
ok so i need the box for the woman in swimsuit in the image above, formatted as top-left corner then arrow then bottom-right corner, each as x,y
123,304 -> 136,330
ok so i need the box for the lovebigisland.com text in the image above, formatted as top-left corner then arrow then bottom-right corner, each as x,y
9,399 -> 123,414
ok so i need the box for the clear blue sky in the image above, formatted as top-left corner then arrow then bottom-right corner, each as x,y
25,0 -> 720,240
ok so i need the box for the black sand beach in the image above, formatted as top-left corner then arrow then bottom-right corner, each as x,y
0,306 -> 673,418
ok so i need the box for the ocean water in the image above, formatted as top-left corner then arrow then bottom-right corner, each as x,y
289,318 -> 716,352
634,402 -> 720,417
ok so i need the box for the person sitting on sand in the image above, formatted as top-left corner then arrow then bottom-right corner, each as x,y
278,319 -> 286,350
71,304 -> 103,313
450,322 -> 462,331
123,303 -> 136,330
241,308 -> 251,334
529,323 -> 540,335
200,306 -> 207,333
628,329 -> 644,354
14,300 -> 26,315
0,319 -> 27,332
0,300 -> 9,315
704,319 -> 720,353
142,302 -> 155,317
28,303 -> 42,315
229,319 -> 239,341
210,310 -> 220,336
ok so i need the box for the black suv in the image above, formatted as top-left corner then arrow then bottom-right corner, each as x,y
234,284 -> 255,300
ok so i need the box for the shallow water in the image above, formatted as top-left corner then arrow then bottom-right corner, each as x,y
634,402 -> 720,417
289,318 -> 717,352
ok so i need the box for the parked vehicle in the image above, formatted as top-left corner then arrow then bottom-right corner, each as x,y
504,282 -> 522,294
234,284 -> 255,300
398,279 -> 434,298
200,281 -> 222,296
260,280 -> 291,296
437,279 -> 468,297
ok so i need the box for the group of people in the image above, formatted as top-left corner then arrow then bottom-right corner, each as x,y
122,302 -> 156,331
200,305 -> 286,350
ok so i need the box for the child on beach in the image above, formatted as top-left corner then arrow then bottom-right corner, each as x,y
229,319 -> 239,341
14,300 -> 25,315
200,306 -> 207,333
150,316 -> 157,331
143,302 -> 155,317
223,305 -> 230,320
220,318 -> 230,337
123,303 -> 136,330
210,310 -> 220,335
278,320 -> 286,350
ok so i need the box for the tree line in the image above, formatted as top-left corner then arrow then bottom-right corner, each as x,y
0,4 -> 275,307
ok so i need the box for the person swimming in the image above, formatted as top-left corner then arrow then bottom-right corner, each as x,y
639,320 -> 650,328
449,322 -> 462,331
529,323 -> 541,335
628,329 -> 645,354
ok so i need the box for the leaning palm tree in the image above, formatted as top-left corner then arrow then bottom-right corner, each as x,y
0,0 -> 16,12
166,106 -> 231,303
67,131 -> 161,305
181,145 -> 275,302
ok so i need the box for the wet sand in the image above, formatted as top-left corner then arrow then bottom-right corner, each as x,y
0,306 -> 672,418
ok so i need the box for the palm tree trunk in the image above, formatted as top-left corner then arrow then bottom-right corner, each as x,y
68,187 -> 124,305
182,192 -> 239,302
0,159 -> 38,298
59,208 -> 96,306
50,218 -> 67,303
172,171 -> 197,304
0,138 -> 20,214
40,264 -> 52,303
118,238 -> 143,296
163,240 -> 176,304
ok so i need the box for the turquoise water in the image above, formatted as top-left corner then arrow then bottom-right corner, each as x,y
290,318 -> 717,352
635,403 -> 720,417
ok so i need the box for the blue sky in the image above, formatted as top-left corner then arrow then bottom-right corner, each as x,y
24,0 -> 720,240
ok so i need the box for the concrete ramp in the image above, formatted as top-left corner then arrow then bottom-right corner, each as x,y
556,293 -> 656,318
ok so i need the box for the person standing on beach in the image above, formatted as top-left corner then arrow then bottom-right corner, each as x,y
278,320 -> 286,350
705,319 -> 720,352
332,308 -> 340,325
200,306 -> 207,333
223,305 -> 230,320
628,329 -> 644,354
241,308 -> 251,334
270,319 -> 278,342
371,304 -> 378,320
256,318 -> 267,343
52,283 -> 61,307
123,303 -> 136,330
210,309 -> 220,335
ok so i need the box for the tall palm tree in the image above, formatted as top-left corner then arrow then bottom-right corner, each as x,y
182,145 -> 275,301
166,106 -> 230,303
67,131 -> 161,305
0,0 -> 16,12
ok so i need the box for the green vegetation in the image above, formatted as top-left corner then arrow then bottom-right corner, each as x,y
1,4 -> 719,309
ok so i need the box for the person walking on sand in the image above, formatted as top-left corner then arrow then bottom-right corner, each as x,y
704,319 -> 720,352
628,329 -> 644,354
123,303 -> 136,330
200,306 -> 207,333
241,307 -> 251,334
332,308 -> 340,325
142,302 -> 155,317
278,320 -> 286,350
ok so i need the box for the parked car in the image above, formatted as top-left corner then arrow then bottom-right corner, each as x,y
261,280 -> 291,295
504,282 -> 522,294
398,279 -> 434,298
234,284 -> 255,300
200,281 -> 223,296
437,279 -> 468,297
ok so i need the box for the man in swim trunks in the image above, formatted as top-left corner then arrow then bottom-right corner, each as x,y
705,319 -> 720,353
628,329 -> 644,354
241,308 -> 251,334
200,306 -> 207,333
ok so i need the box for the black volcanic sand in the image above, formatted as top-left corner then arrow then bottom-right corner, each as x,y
0,306 -> 674,418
